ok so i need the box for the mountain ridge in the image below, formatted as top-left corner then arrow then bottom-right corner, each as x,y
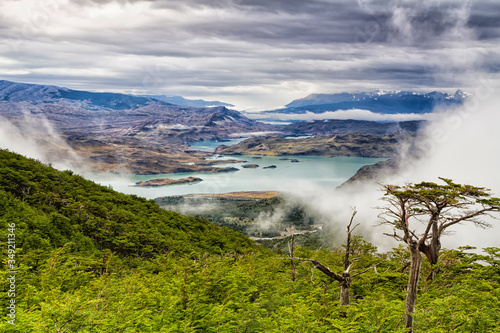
267,90 -> 466,115
0,80 -> 171,111
141,94 -> 234,108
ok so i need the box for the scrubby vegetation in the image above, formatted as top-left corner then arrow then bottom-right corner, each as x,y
1,149 -> 499,332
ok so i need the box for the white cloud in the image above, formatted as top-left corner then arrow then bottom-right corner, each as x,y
0,111 -> 86,171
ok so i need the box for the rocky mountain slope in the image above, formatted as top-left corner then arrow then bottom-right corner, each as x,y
338,158 -> 400,188
0,80 -> 168,110
0,80 -> 272,174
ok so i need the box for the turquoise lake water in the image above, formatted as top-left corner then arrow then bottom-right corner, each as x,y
188,138 -> 248,152
94,145 -> 386,199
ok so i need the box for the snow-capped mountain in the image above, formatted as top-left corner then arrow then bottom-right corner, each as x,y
267,90 -> 467,114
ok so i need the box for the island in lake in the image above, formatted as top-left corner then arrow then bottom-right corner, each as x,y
136,177 -> 203,187
242,164 -> 260,168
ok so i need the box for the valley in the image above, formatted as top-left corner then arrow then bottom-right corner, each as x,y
155,190 -> 344,251
0,80 -> 420,177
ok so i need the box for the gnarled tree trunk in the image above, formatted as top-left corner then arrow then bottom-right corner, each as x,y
340,271 -> 351,306
405,243 -> 422,332
419,214 -> 441,280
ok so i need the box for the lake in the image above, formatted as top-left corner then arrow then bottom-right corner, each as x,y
187,138 -> 248,152
92,152 -> 387,199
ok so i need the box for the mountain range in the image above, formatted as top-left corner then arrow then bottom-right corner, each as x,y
0,80 -> 169,110
0,79 -> 460,175
0,80 -> 233,109
283,119 -> 425,136
0,80 -> 270,174
265,90 -> 466,115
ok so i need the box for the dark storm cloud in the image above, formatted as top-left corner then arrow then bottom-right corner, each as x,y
148,0 -> 392,45
468,4 -> 500,40
142,0 -> 500,45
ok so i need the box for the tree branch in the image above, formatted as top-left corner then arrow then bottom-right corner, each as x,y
276,258 -> 344,282
439,207 -> 496,233
419,215 -> 435,245
383,231 -> 405,243
351,264 -> 379,278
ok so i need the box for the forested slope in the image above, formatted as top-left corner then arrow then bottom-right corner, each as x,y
0,149 -> 255,258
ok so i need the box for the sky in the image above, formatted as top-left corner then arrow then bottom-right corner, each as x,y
1,0 -> 500,110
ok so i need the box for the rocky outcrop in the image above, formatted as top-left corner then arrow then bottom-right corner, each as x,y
338,158 -> 400,188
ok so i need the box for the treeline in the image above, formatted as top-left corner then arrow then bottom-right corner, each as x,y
0,149 -> 499,332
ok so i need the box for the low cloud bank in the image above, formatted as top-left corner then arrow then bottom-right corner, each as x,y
248,109 -> 433,122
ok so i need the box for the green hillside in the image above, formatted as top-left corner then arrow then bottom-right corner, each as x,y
0,149 -> 499,332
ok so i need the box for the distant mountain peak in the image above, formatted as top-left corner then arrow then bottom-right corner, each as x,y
140,94 -> 234,108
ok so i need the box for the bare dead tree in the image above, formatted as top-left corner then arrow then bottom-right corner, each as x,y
340,208 -> 360,305
279,209 -> 376,306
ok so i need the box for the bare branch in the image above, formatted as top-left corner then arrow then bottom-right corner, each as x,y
408,228 -> 420,241
439,207 -> 496,233
352,264 -> 379,278
347,208 -> 359,233
383,231 -> 405,242
276,258 -> 344,282
398,261 -> 411,273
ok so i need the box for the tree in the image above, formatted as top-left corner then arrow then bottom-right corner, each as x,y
378,178 -> 500,331
284,209 -> 375,306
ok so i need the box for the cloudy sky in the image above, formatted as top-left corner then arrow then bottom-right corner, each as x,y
1,0 -> 499,110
